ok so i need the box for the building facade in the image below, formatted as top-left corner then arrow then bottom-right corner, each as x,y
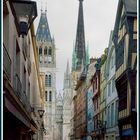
3,0 -> 45,140
92,59 -> 101,139
36,10 -> 57,140
74,68 -> 87,140
86,58 -> 97,139
105,31 -> 119,140
99,55 -> 107,140
112,0 -> 137,139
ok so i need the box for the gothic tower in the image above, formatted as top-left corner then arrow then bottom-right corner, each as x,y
56,93 -> 63,140
70,0 -> 89,139
72,0 -> 89,71
63,60 -> 72,140
36,10 -> 57,140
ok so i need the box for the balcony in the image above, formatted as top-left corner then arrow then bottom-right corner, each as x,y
3,44 -> 11,80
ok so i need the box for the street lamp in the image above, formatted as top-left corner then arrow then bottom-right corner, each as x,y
38,109 -> 45,118
9,0 -> 37,36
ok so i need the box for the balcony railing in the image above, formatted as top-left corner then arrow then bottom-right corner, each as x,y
3,44 -> 11,79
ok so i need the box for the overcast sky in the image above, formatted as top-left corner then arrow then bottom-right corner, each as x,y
34,0 -> 118,93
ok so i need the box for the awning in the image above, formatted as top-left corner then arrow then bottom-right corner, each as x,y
122,128 -> 134,136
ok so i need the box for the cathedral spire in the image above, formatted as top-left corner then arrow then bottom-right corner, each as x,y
74,0 -> 86,70
86,43 -> 90,66
66,60 -> 70,75
36,9 -> 52,42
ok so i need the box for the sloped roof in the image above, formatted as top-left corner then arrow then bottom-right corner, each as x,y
36,11 -> 52,42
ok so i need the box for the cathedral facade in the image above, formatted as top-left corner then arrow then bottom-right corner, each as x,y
36,11 -> 57,140
63,61 -> 72,140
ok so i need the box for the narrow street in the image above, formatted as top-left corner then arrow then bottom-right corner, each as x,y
3,0 -> 137,140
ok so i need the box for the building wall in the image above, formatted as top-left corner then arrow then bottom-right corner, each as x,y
3,1 -> 44,140
105,31 -> 119,140
86,59 -> 96,136
75,79 -> 87,139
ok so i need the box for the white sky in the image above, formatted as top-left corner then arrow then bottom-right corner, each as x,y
34,0 -> 118,93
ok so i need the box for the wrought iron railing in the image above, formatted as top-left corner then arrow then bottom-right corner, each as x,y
3,44 -> 11,79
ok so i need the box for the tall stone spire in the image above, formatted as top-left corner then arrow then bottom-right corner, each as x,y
66,60 -> 70,75
74,0 -> 86,70
72,43 -> 76,71
64,60 -> 70,89
36,10 -> 52,42
86,44 -> 90,66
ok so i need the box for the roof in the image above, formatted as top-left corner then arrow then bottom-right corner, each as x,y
36,11 -> 52,42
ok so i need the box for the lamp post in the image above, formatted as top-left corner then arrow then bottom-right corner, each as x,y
9,0 -> 37,36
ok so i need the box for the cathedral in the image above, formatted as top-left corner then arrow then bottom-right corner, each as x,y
36,10 -> 57,140
63,61 -> 72,140
35,0 -> 89,139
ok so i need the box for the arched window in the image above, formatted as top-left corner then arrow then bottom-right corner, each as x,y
49,75 -> 51,87
45,74 -> 51,87
39,47 -> 42,55
49,91 -> 52,101
45,91 -> 47,101
48,48 -> 52,55
45,75 -> 49,87
44,47 -> 47,55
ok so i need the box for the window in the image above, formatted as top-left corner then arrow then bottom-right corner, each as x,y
111,103 -> 114,126
39,55 -> 42,63
108,82 -> 111,97
48,48 -> 52,55
112,78 -> 115,92
45,91 -> 47,101
39,47 -> 42,55
115,100 -> 119,125
16,42 -> 20,76
107,106 -> 110,127
45,75 -> 48,87
23,67 -> 26,93
44,47 -> 47,55
49,75 -> 51,87
49,91 -> 52,101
